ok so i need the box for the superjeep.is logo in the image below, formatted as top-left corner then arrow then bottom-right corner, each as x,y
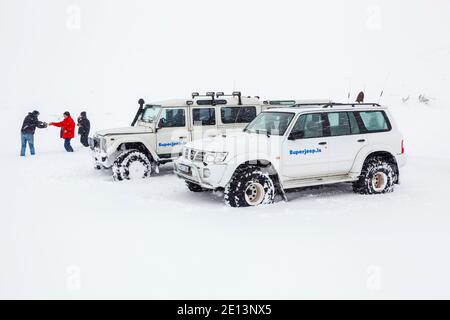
158,141 -> 187,148
289,148 -> 322,155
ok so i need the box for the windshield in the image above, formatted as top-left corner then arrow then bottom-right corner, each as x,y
244,112 -> 295,136
140,105 -> 161,123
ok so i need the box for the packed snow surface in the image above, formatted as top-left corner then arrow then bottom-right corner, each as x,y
1,0 -> 450,299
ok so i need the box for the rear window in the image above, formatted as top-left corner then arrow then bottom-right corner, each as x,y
357,111 -> 391,132
221,106 -> 257,124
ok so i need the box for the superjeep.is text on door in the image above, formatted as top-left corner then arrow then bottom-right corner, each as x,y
90,92 -> 270,180
174,102 -> 406,207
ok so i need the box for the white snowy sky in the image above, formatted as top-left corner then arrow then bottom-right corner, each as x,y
1,0 -> 449,114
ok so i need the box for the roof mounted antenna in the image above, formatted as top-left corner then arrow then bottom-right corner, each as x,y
378,90 -> 384,104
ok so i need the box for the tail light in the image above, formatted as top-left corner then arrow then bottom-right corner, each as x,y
401,140 -> 405,154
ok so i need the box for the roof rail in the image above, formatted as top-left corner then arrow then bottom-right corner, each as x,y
265,99 -> 332,106
321,102 -> 381,108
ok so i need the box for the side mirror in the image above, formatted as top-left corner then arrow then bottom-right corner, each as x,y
288,130 -> 304,140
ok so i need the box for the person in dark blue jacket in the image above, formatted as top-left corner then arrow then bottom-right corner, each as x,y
20,110 -> 47,156
77,111 -> 90,147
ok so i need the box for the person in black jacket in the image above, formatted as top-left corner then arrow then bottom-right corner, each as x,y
77,111 -> 90,147
20,110 -> 47,156
356,91 -> 365,103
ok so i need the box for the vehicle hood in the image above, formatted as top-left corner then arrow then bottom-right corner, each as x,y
187,131 -> 283,155
95,126 -> 151,137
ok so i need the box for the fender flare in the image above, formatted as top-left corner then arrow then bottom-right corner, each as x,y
350,145 -> 398,175
108,138 -> 159,162
220,154 -> 283,188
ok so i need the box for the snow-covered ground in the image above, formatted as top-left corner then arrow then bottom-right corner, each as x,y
1,101 -> 450,299
1,0 -> 450,299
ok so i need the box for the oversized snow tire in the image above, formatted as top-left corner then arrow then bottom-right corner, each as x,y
186,181 -> 207,192
353,156 -> 396,194
224,166 -> 275,207
112,150 -> 151,181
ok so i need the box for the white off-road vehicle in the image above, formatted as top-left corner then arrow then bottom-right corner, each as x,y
90,92 -> 274,180
174,102 -> 406,206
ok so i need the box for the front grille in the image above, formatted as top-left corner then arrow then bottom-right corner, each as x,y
184,148 -> 204,162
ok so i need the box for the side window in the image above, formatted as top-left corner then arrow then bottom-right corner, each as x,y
220,106 -> 257,124
326,112 -> 351,136
357,111 -> 390,132
291,113 -> 324,138
192,108 -> 216,126
158,108 -> 186,128
347,112 -> 361,134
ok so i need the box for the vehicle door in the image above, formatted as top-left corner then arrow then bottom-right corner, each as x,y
325,111 -> 368,175
156,107 -> 190,156
281,112 -> 330,179
190,106 -> 219,142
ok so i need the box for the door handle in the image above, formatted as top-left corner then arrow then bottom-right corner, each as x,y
318,142 -> 327,145
179,136 -> 187,139
357,139 -> 366,143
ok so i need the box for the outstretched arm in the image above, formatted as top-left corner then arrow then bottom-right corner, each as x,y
49,120 -> 64,127
37,121 -> 47,129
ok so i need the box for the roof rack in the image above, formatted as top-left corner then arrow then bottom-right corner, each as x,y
216,91 -> 242,105
190,91 -> 247,106
265,99 -> 332,106
320,102 -> 381,108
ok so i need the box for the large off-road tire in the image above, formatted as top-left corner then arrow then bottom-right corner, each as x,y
224,166 -> 276,207
186,181 -> 207,192
353,156 -> 396,194
112,150 -> 152,181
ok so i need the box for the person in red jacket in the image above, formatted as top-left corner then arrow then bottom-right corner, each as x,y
49,111 -> 76,152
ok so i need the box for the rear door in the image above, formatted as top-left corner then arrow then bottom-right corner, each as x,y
190,107 -> 219,141
282,113 -> 330,179
156,107 -> 190,156
325,111 -> 367,175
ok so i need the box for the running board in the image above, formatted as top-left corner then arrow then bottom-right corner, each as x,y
282,174 -> 358,189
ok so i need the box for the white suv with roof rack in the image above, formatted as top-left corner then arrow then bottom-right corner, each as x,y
90,92 -> 274,180
174,102 -> 406,207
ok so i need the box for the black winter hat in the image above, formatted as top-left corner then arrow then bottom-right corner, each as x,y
32,110 -> 40,116
64,111 -> 70,116
81,111 -> 87,117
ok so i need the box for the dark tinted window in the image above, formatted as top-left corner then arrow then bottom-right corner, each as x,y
159,108 -> 186,128
326,112 -> 351,136
221,106 -> 257,124
192,108 -> 216,126
291,113 -> 325,138
357,111 -> 390,132
348,112 -> 361,134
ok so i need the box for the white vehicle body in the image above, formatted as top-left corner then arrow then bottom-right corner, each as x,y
174,103 -> 406,206
90,93 -> 328,180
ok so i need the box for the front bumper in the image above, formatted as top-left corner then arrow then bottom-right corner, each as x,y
90,148 -> 113,168
173,157 -> 228,189
89,136 -> 114,168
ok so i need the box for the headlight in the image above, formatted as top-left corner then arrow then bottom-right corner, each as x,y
204,152 -> 228,163
100,137 -> 108,152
